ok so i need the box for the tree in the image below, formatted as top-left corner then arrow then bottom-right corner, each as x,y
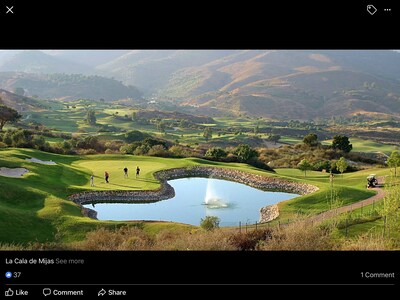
205,147 -> 227,159
124,130 -> 150,143
203,127 -> 213,141
61,140 -> 72,152
312,160 -> 331,172
335,156 -> 348,177
85,109 -> 96,125
303,133 -> 318,147
298,159 -> 312,177
267,134 -> 281,145
147,144 -> 168,156
233,144 -> 258,162
11,129 -> 33,147
0,105 -> 22,130
387,150 -> 400,177
200,216 -> 220,231
332,135 -> 352,153
157,121 -> 166,135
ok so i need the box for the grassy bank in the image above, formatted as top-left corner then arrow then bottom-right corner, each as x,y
0,148 -> 388,245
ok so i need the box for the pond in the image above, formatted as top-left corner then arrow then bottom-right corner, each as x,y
83,178 -> 298,227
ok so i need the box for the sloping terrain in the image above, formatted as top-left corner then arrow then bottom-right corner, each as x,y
0,73 -> 142,101
1,50 -> 400,119
0,89 -> 47,112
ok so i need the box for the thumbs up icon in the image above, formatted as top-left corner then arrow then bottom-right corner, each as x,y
5,288 -> 14,296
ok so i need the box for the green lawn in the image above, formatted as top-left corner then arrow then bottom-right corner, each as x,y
17,101 -> 400,156
45,137 -> 65,144
279,136 -> 303,144
322,137 -> 397,154
0,148 -> 391,245
0,148 -> 278,244
272,168 -> 380,220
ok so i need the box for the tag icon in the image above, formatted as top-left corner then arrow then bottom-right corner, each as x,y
367,5 -> 377,15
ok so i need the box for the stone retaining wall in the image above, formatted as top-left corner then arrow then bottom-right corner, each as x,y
259,204 -> 279,223
154,167 -> 318,195
68,166 -> 319,222
69,181 -> 175,205
81,207 -> 98,219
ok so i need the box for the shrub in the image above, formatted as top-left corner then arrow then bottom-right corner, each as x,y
200,216 -> 220,231
313,160 -> 331,172
82,226 -> 152,250
153,230 -> 235,250
148,144 -> 169,157
133,144 -> 150,155
229,229 -> 273,250
233,144 -> 258,162
0,141 -> 7,148
119,143 -> 138,154
80,149 -> 97,155
205,147 -> 227,159
104,141 -> 123,151
125,130 -> 150,143
260,222 -> 335,250
169,145 -> 194,157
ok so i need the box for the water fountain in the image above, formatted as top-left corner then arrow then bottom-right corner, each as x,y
204,178 -> 229,208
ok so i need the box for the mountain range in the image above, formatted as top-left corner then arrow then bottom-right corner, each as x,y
1,50 -> 400,119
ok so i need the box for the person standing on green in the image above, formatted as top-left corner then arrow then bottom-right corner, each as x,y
105,171 -> 109,183
136,166 -> 140,178
123,167 -> 128,178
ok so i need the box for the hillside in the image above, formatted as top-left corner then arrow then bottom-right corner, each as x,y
192,69 -> 400,119
95,50 -> 400,119
43,50 -> 130,67
97,50 -> 238,94
0,51 -> 92,74
0,73 -> 142,101
164,50 -> 400,119
1,50 -> 400,119
134,109 -> 214,124
0,89 -> 47,112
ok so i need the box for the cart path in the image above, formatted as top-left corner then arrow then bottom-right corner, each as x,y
308,176 -> 385,223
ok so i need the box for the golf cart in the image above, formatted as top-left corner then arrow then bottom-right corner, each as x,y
366,174 -> 378,188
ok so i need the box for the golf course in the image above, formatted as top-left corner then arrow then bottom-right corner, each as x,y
1,50 -> 400,250
0,147 -> 393,248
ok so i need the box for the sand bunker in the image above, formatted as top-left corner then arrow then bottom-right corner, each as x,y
0,167 -> 29,178
26,158 -> 57,165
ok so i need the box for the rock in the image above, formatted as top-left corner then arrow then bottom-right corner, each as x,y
81,206 -> 98,219
259,204 -> 279,223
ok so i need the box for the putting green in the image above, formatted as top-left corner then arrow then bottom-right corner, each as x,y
74,160 -> 167,190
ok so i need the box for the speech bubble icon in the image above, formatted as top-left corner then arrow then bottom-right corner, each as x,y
43,288 -> 52,296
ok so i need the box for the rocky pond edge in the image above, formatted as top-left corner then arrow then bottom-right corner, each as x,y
69,166 -> 319,222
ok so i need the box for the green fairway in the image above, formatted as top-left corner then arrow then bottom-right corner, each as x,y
279,136 -> 303,144
272,168 -> 379,220
0,148 -> 392,245
322,137 -> 397,154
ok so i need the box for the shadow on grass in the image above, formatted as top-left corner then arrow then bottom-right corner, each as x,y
135,178 -> 158,183
98,182 -> 140,189
0,184 -> 58,244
